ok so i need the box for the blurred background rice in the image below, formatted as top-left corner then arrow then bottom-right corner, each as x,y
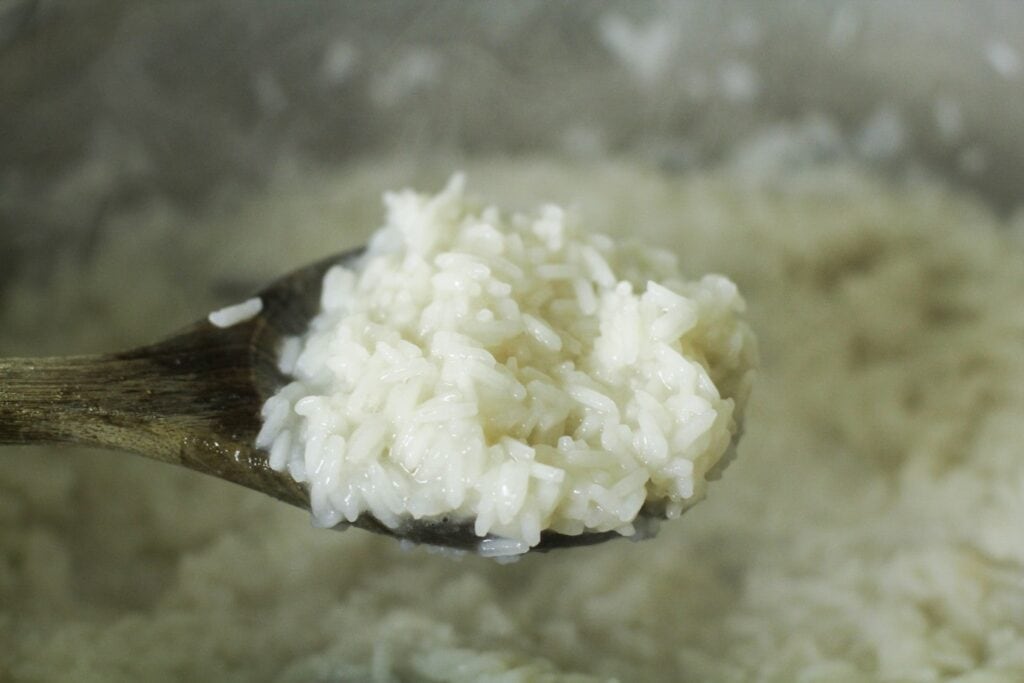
2,2 -> 1024,681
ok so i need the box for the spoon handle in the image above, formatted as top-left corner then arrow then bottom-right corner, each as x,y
0,353 -> 158,451
0,326 -> 309,508
0,327 -> 257,458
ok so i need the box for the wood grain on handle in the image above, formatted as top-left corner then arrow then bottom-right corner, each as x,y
0,323 -> 309,509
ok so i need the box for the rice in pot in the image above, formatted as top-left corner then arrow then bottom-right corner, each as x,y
3,148 -> 1024,681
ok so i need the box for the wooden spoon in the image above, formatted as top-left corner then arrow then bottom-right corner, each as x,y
0,248 -> 620,553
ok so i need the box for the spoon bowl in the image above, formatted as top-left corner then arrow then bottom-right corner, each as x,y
0,247 -> 628,552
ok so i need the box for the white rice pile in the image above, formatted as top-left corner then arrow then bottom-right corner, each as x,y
257,175 -> 756,551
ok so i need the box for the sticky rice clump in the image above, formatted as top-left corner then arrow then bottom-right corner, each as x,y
257,175 -> 757,553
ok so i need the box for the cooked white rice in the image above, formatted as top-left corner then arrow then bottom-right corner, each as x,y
257,175 -> 756,550
207,297 -> 263,328
6,148 -> 1024,681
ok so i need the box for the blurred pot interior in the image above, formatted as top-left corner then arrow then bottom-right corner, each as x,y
1,0 -> 1023,292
